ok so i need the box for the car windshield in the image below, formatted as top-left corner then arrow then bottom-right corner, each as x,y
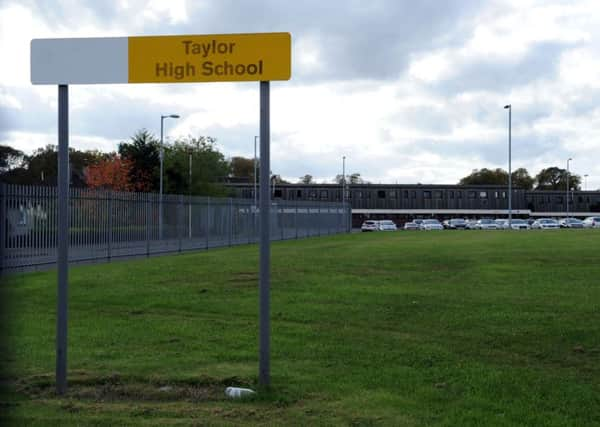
423,220 -> 440,224
450,219 -> 465,223
512,219 -> 525,224
480,219 -> 493,224
567,219 -> 582,223
380,221 -> 394,225
364,221 -> 377,225
540,219 -> 555,224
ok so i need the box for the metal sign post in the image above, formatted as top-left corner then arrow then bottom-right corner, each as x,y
31,32 -> 290,394
259,81 -> 270,386
56,84 -> 69,394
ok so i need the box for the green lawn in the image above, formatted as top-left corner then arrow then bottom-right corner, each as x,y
1,230 -> 600,426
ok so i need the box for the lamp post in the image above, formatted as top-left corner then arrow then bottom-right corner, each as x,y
342,156 -> 346,203
159,114 -> 180,240
504,104 -> 512,228
566,158 -> 572,219
584,174 -> 588,191
188,148 -> 192,239
254,135 -> 259,208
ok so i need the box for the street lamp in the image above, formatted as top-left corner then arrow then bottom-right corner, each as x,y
566,158 -> 572,218
504,104 -> 512,228
584,174 -> 588,191
342,156 -> 346,203
159,114 -> 180,240
188,148 -> 193,239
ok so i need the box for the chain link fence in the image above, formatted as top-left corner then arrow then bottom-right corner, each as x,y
0,183 -> 351,273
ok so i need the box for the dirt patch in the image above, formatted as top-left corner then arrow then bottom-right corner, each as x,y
14,372 -> 254,404
228,272 -> 258,286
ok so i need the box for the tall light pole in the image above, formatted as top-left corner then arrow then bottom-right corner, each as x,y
188,148 -> 193,239
254,135 -> 259,208
342,155 -> 346,203
584,174 -> 588,191
504,104 -> 512,227
566,158 -> 572,218
159,114 -> 180,240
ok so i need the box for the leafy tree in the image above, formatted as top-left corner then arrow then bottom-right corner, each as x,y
511,168 -> 535,190
459,167 -> 534,189
1,145 -> 103,186
535,167 -> 581,191
118,129 -> 160,192
459,168 -> 507,186
270,174 -> 289,185
0,145 -> 24,173
349,173 -> 364,184
230,156 -> 256,182
163,136 -> 230,196
298,174 -> 314,184
86,155 -> 135,191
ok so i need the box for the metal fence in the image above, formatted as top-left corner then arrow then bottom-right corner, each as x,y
0,183 -> 351,273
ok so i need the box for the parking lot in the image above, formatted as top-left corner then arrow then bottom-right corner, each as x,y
360,216 -> 600,231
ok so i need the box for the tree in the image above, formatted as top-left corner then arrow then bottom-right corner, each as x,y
459,168 -> 507,186
298,174 -> 314,184
0,145 -> 24,173
85,155 -> 135,191
535,167 -> 581,191
118,129 -> 160,192
459,167 -> 534,189
230,156 -> 256,182
163,136 -> 230,196
349,173 -> 364,184
511,168 -> 535,190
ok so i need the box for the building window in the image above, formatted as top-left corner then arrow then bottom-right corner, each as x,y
494,191 -> 499,198
296,189 -> 303,198
309,190 -> 317,199
479,191 -> 488,199
355,191 -> 362,199
274,189 -> 283,198
457,191 -> 463,199
423,191 -> 432,199
411,190 -> 416,199
388,190 -> 397,198
468,191 -> 476,199
449,190 -> 454,199
377,190 -> 386,199
434,190 -> 443,199
403,190 -> 409,199
320,190 -> 329,199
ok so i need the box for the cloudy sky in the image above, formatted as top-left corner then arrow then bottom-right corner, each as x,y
1,0 -> 600,188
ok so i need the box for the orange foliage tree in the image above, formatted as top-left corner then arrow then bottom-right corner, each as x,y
85,155 -> 136,191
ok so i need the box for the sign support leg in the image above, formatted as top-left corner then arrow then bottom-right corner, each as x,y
259,81 -> 270,387
56,84 -> 69,395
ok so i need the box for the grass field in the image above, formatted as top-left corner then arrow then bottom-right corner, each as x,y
1,230 -> 600,426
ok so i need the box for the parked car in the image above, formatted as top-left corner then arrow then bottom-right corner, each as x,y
476,219 -> 499,230
494,219 -> 509,229
447,218 -> 467,229
531,218 -> 560,230
582,216 -> 600,228
413,219 -> 424,227
559,218 -> 584,229
403,222 -> 419,230
465,220 -> 479,230
361,220 -> 379,232
420,219 -> 444,231
378,220 -> 397,231
509,219 -> 530,230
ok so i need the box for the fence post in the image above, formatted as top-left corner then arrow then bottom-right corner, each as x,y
206,197 -> 210,250
295,200 -> 299,240
178,195 -> 183,253
0,183 -> 6,275
146,193 -> 150,257
107,191 -> 113,261
229,197 -> 233,246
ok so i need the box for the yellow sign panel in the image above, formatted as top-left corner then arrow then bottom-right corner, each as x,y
128,33 -> 291,83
